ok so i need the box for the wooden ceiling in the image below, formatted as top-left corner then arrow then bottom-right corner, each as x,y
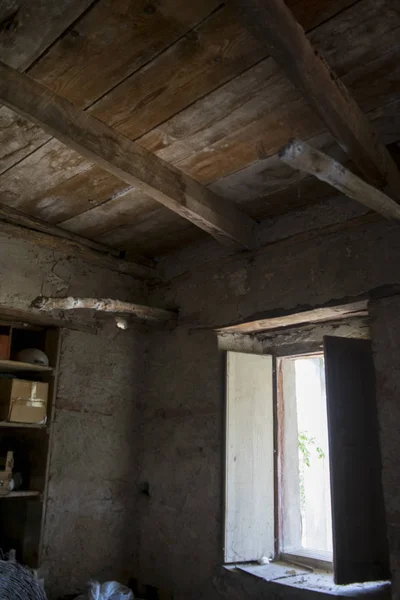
0,0 -> 399,259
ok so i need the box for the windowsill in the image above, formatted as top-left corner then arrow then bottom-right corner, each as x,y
281,548 -> 333,572
224,562 -> 391,598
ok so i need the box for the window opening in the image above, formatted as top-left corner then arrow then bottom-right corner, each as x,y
279,354 -> 333,563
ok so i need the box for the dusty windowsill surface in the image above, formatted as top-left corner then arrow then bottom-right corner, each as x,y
224,562 -> 391,598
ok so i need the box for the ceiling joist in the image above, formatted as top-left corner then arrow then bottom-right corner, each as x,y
280,140 -> 400,221
232,0 -> 400,199
0,61 -> 257,251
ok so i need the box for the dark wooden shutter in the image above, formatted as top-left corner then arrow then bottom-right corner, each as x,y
324,336 -> 390,584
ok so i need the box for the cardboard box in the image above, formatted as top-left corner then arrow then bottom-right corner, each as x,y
0,379 -> 48,424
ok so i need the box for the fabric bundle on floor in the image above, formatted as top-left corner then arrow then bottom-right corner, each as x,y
0,559 -> 47,599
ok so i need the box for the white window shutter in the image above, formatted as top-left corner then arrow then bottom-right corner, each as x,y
224,351 -> 275,563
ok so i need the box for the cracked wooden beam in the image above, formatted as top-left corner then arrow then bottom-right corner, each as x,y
0,60 -> 257,250
31,296 -> 177,322
280,139 -> 400,221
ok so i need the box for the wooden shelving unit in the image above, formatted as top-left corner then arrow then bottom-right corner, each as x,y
0,315 -> 61,569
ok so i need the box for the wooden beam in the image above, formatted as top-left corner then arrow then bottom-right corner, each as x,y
0,61 -> 256,250
231,0 -> 400,198
219,301 -> 368,334
0,304 -> 98,334
0,218 -> 157,280
279,139 -> 400,221
31,296 -> 177,322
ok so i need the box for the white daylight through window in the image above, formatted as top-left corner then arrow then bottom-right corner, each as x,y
279,354 -> 332,562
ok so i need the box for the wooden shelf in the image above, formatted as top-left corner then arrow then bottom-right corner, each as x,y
0,491 -> 40,499
0,359 -> 53,373
0,421 -> 47,429
0,323 -> 60,568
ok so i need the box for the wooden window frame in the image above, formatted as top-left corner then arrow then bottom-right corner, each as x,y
276,351 -> 333,572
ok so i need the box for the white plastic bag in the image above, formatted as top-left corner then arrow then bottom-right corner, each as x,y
91,581 -> 133,600
76,581 -> 133,600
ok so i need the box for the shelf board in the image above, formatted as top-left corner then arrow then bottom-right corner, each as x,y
0,421 -> 47,429
0,359 -> 53,373
0,491 -> 40,498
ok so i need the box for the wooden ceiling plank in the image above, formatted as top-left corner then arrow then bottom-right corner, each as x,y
211,97 -> 400,211
0,0 -> 396,257
97,208 -> 191,247
0,1 -> 98,176
41,75 -> 399,253
231,0 -> 400,198
20,167 -> 136,226
89,5 -> 266,141
97,211 -> 205,257
280,139 -> 400,221
251,176 -> 339,220
138,0 -> 400,162
0,138 -> 94,214
0,106 -> 51,176
0,0 -> 96,71
28,0 -> 221,109
170,42 -> 400,184
0,0 -> 358,223
0,61 -> 256,249
61,192 -> 160,239
2,11 -> 395,258
90,0 -> 356,141
0,0 -> 221,193
14,4 -> 398,236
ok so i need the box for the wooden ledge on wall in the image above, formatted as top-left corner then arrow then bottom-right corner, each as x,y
30,296 -> 178,326
0,305 -> 99,334
213,286 -> 400,336
217,301 -> 369,335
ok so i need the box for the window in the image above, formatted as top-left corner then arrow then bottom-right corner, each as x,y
224,336 -> 390,585
279,354 -> 333,567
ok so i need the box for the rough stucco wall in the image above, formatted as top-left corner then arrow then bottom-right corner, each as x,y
0,231 -> 147,598
370,296 -> 400,600
152,218 -> 399,329
139,215 -> 400,600
41,324 -> 145,599
136,328 -> 223,600
0,232 -> 147,309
